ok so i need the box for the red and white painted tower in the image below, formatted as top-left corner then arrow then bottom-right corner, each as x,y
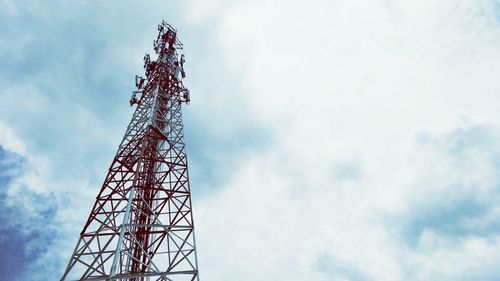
61,21 -> 200,281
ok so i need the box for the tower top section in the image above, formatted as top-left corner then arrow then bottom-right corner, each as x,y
131,20 -> 189,106
154,20 -> 183,54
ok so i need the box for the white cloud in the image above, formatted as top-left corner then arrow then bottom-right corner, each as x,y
0,121 -> 27,156
179,0 -> 500,280
194,118 -> 500,280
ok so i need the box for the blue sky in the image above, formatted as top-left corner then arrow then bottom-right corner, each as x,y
1,0 -> 500,280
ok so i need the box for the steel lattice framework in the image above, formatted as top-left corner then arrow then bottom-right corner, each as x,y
61,21 -> 199,281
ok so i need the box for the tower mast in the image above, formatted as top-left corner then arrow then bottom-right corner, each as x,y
61,20 -> 199,281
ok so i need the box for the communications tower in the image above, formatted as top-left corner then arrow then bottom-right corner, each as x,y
61,21 -> 199,281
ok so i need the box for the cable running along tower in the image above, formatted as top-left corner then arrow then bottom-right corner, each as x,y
61,21 -> 199,281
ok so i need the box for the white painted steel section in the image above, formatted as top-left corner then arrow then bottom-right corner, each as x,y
108,186 -> 137,279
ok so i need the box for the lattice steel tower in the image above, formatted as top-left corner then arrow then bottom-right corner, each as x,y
61,21 -> 199,281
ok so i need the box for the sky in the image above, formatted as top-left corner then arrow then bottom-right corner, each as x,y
1,0 -> 500,280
